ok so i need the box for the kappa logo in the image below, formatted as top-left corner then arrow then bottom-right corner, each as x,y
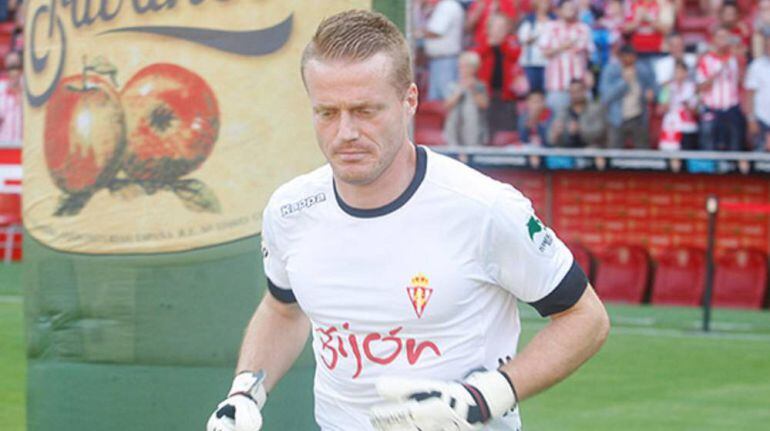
281,193 -> 326,217
406,273 -> 434,319
526,215 -> 555,256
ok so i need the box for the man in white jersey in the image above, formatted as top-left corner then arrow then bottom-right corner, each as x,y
207,10 -> 610,431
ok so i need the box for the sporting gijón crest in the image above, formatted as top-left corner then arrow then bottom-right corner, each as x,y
406,273 -> 433,319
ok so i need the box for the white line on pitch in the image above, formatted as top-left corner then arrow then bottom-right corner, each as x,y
0,295 -> 21,304
611,326 -> 770,342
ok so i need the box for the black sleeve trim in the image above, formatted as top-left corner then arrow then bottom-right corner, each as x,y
267,277 -> 296,304
527,260 -> 588,317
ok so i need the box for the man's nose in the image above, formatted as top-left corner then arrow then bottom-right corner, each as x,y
337,111 -> 360,142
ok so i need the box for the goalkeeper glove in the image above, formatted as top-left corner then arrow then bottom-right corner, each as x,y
369,369 -> 517,431
206,370 -> 267,431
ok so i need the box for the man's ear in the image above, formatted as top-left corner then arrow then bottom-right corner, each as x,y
405,83 -> 419,116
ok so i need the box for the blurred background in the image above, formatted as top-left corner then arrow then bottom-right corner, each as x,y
2,0 -> 770,430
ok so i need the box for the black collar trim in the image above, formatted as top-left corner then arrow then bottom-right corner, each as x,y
334,146 -> 427,218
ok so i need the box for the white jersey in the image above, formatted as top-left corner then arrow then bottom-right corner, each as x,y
261,146 -> 585,431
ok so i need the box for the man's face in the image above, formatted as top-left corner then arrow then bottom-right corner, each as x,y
560,2 -> 578,21
721,6 -> 738,26
620,52 -> 636,67
303,53 -> 417,186
5,53 -> 20,81
713,29 -> 730,52
669,36 -> 684,57
569,83 -> 585,103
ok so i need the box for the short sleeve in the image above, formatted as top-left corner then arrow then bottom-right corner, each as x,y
261,206 -> 295,303
480,186 -> 588,316
745,62 -> 760,90
427,3 -> 454,36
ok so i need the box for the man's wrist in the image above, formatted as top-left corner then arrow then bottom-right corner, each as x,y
228,370 -> 268,409
464,369 -> 518,420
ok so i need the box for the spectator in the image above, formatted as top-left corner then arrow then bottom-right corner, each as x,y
717,1 -> 750,62
751,0 -> 770,60
422,0 -> 465,100
465,0 -> 518,49
475,13 -> 522,142
622,0 -> 676,57
517,1 -> 554,92
10,2 -> 23,52
577,0 -> 597,26
653,32 -> 698,85
539,0 -> 595,114
696,26 -> 745,151
550,79 -> 608,147
0,51 -> 22,147
518,90 -> 553,146
600,0 -> 625,40
658,60 -> 699,150
592,0 -> 624,71
600,44 -> 657,149
443,51 -> 489,146
745,33 -> 770,151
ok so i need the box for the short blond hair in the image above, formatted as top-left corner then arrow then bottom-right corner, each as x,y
301,9 -> 413,93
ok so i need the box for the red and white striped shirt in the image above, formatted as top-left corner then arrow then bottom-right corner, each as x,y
625,0 -> 664,53
0,77 -> 23,146
538,20 -> 594,92
696,51 -> 741,110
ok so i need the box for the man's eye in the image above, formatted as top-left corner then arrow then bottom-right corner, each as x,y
357,108 -> 375,117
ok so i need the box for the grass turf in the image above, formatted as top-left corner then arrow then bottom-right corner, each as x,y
2,260 -> 770,430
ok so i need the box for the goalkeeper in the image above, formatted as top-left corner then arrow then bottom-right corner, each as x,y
207,9 -> 609,431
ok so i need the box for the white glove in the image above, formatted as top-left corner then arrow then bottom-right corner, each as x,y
206,370 -> 268,431
369,370 -> 517,431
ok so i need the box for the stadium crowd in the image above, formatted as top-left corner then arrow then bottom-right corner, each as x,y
0,0 -> 23,148
412,0 -> 770,151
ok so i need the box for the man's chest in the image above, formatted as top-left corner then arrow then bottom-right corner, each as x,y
283,219 -> 490,328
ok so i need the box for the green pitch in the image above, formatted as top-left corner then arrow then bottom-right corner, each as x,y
2,262 -> 770,430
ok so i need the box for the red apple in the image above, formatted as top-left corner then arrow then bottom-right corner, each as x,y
120,64 -> 220,182
44,75 -> 126,194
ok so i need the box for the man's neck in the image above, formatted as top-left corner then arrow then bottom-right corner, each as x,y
335,142 -> 417,210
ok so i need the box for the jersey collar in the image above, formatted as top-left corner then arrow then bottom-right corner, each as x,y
334,145 -> 427,219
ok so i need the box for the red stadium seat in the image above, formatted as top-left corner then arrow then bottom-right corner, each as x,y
414,128 -> 446,146
651,247 -> 706,306
0,193 -> 21,263
594,245 -> 650,303
567,242 -> 593,282
414,101 -> 446,146
712,249 -> 768,309
415,100 -> 445,130
490,131 -> 519,147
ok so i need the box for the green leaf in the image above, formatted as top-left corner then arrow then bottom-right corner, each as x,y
54,192 -> 93,217
171,179 -> 221,213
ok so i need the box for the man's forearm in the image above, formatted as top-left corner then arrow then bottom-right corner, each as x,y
501,285 -> 609,401
236,293 -> 311,392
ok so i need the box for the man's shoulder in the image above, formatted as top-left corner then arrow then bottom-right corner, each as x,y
265,164 -> 332,218
424,148 -> 508,208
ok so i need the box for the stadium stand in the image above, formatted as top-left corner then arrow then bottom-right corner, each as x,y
0,192 -> 21,263
568,241 -> 594,282
414,100 -> 446,146
712,248 -> 768,309
651,246 -> 706,306
594,244 -> 651,303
